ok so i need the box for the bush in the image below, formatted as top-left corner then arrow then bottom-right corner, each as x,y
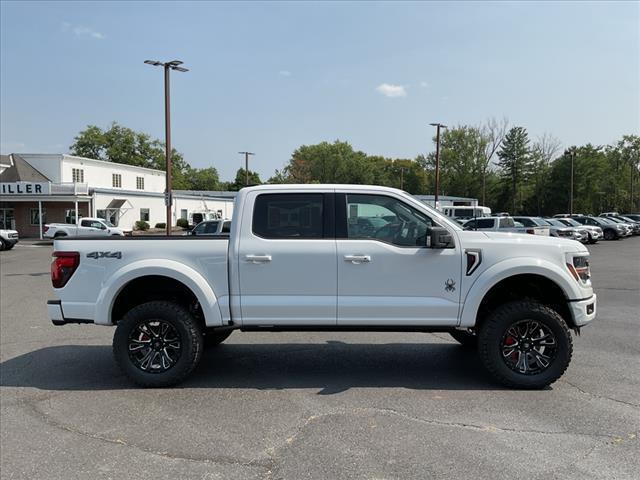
155,223 -> 166,229
135,220 -> 150,231
176,218 -> 189,229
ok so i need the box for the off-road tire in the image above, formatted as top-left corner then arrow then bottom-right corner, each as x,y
204,329 -> 233,348
448,329 -> 477,348
113,301 -> 204,387
478,301 -> 573,389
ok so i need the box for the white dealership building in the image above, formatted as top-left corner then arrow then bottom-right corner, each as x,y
0,153 -> 235,238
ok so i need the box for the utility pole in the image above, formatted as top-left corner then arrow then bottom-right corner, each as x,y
238,152 -> 255,186
429,123 -> 447,208
569,148 -> 575,215
400,167 -> 405,190
144,59 -> 189,235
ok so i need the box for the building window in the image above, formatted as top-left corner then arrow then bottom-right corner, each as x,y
136,176 -> 145,190
180,209 -> 188,220
112,174 -> 122,188
72,168 -> 84,183
30,208 -> 46,226
140,208 -> 150,222
65,209 -> 77,224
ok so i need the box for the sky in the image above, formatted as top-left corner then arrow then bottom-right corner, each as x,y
1,1 -> 638,182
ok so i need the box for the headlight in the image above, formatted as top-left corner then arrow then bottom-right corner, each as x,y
567,254 -> 590,283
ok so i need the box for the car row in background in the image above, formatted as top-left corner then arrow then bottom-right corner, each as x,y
184,219 -> 232,236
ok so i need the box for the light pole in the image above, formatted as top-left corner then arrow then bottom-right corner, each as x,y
400,167 -> 405,190
144,59 -> 189,235
569,147 -> 576,215
238,152 -> 255,186
429,123 -> 447,207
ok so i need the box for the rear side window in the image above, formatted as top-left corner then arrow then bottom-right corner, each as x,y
477,218 -> 494,228
204,222 -> 220,234
253,193 -> 324,239
499,217 -> 515,228
221,221 -> 231,233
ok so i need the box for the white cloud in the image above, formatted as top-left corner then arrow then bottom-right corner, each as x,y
279,70 -> 292,77
420,81 -> 429,88
376,83 -> 407,98
62,22 -> 105,39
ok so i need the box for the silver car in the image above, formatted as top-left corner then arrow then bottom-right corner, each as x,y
556,218 -> 602,244
537,218 -> 587,243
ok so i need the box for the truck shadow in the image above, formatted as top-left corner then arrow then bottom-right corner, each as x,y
0,342 -> 505,393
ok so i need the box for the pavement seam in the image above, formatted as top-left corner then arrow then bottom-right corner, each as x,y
21,398 -> 273,472
559,379 -> 640,408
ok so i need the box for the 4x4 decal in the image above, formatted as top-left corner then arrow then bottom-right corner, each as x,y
86,251 -> 122,260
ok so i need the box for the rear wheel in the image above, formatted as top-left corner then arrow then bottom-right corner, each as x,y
448,329 -> 477,348
478,301 -> 572,389
0,238 -> 5,251
54,232 -> 67,238
113,301 -> 204,387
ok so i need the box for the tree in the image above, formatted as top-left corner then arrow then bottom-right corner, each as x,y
497,126 -> 531,214
228,168 -> 262,191
527,133 -> 561,215
480,117 -> 509,206
186,167 -> 220,191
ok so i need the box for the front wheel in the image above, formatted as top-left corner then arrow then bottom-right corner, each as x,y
603,229 -> 616,241
113,301 -> 204,387
478,301 -> 573,389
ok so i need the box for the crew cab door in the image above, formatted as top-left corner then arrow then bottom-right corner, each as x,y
78,219 -> 107,236
237,191 -> 337,325
335,192 -> 461,326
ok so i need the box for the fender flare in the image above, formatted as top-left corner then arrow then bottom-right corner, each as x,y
459,257 -> 581,327
94,259 -> 223,327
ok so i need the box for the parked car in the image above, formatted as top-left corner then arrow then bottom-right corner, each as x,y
599,212 -> 620,217
555,218 -> 602,244
572,216 -> 624,240
511,217 -> 554,237
553,213 -> 584,218
186,219 -> 231,236
603,217 -> 634,237
608,216 -> 640,235
463,216 -> 549,235
44,217 -> 131,238
535,218 -> 586,243
48,184 -> 596,389
621,213 -> 640,222
441,206 -> 491,221
0,228 -> 19,250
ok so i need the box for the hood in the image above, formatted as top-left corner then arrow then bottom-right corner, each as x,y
480,231 -> 587,253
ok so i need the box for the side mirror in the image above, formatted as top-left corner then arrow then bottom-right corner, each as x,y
428,227 -> 454,249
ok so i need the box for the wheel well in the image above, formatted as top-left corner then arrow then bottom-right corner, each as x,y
111,275 -> 205,328
476,274 -> 574,329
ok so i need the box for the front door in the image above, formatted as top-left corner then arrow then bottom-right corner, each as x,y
238,191 -> 337,325
336,192 -> 461,326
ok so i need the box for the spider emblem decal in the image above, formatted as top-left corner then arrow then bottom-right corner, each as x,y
445,278 -> 456,292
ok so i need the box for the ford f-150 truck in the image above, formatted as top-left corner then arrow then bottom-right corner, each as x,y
44,217 -> 131,238
48,185 -> 597,389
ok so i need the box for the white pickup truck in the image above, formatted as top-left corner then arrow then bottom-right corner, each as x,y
44,217 -> 131,238
48,185 -> 596,389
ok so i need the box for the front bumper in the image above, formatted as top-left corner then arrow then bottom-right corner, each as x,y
48,300 -> 93,326
569,294 -> 597,327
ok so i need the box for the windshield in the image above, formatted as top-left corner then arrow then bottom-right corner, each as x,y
561,218 -> 581,227
545,219 -> 566,227
102,220 -> 115,227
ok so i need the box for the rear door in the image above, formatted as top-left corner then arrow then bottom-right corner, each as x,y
335,191 -> 461,326
237,191 -> 337,325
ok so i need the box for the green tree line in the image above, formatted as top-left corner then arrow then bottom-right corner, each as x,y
71,122 -> 639,215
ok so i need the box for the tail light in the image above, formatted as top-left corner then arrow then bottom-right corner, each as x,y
526,228 -> 534,234
43,225 -> 49,233
51,252 -> 80,288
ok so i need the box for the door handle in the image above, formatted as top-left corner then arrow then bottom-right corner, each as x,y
245,254 -> 272,264
344,255 -> 371,264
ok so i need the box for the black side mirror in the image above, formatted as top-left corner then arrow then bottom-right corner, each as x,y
428,227 -> 454,249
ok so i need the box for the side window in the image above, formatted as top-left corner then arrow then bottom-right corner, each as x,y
192,223 -> 206,234
499,217 -> 515,228
221,221 -> 231,233
476,218 -> 494,228
464,220 -> 476,229
80,219 -> 92,227
204,222 -> 219,234
516,218 -> 533,226
253,193 -> 324,239
345,194 -> 434,247
91,221 -> 105,229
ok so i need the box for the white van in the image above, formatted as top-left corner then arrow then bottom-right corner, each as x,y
442,206 -> 491,221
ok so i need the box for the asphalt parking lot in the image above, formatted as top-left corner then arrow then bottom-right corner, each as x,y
1,238 -> 638,480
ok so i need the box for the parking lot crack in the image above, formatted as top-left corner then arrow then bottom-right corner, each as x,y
560,379 -> 640,408
22,399 -> 273,471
